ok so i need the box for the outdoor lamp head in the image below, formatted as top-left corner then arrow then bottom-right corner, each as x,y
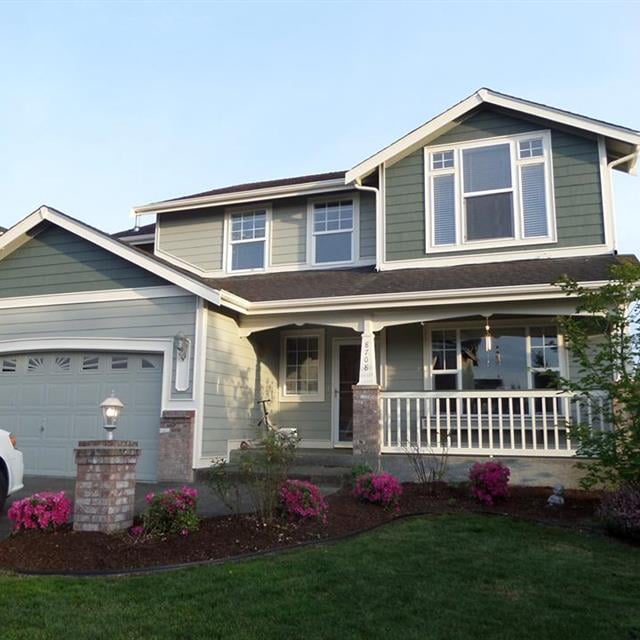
100,392 -> 124,439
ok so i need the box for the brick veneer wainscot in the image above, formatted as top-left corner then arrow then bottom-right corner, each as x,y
158,410 -> 195,483
73,440 -> 140,533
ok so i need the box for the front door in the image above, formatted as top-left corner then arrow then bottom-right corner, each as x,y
333,341 -> 360,444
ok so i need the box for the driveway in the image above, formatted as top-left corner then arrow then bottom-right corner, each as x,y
0,475 -> 242,539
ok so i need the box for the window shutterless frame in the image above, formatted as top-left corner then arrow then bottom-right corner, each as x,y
424,130 -> 556,254
307,194 -> 360,267
279,329 -> 325,403
225,205 -> 271,273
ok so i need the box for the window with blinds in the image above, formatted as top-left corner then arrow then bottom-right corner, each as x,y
425,131 -> 554,252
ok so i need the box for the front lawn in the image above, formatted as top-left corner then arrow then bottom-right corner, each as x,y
1,515 -> 638,640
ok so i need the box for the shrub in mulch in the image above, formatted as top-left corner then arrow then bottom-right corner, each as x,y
598,484 -> 640,543
279,480 -> 328,523
137,486 -> 200,539
7,491 -> 72,533
0,484 -> 603,574
469,462 -> 511,506
353,472 -> 403,509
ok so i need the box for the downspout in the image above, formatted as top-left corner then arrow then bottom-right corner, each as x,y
353,169 -> 382,271
605,148 -> 639,252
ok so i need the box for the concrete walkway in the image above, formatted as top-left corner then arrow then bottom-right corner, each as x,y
0,475 -> 239,540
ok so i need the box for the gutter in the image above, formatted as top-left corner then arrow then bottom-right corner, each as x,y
130,178 -> 350,217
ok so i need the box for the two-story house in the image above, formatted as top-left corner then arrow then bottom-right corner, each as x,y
0,88 -> 638,485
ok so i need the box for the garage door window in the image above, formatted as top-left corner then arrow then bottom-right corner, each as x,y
1,358 -> 16,373
27,356 -> 45,374
54,356 -> 71,373
111,356 -> 128,370
141,357 -> 157,369
81,355 -> 99,372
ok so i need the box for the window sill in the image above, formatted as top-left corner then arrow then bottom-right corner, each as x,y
426,236 -> 557,254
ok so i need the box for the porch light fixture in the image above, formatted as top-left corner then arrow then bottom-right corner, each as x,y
484,316 -> 493,352
100,391 -> 124,440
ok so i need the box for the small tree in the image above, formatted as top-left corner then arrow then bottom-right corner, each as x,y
556,260 -> 640,489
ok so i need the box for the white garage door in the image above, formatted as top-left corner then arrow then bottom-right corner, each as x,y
0,352 -> 163,481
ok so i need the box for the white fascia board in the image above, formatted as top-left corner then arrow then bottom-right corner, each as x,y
117,234 -> 155,244
0,207 -> 222,307
346,88 -> 640,183
227,280 -> 604,317
131,179 -> 349,216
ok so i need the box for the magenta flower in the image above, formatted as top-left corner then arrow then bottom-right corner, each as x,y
8,491 -> 72,532
353,472 -> 402,509
469,462 -> 510,505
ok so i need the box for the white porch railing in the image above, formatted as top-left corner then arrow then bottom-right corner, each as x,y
380,390 -> 609,457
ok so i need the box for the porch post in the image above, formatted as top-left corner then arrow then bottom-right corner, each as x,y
352,322 -> 381,462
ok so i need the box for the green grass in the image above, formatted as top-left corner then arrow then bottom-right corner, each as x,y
1,515 -> 638,640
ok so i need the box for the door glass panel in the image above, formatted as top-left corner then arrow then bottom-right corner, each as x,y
338,344 -> 360,443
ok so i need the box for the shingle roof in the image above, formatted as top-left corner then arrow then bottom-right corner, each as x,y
163,170 -> 346,203
112,222 -> 156,239
201,254 -> 635,303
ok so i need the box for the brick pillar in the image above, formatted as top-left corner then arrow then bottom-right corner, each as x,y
352,385 -> 382,464
158,410 -> 195,483
74,440 -> 140,533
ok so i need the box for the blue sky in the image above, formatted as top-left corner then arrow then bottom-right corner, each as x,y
0,1 -> 639,253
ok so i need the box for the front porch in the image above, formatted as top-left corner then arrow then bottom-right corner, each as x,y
243,307 -> 610,461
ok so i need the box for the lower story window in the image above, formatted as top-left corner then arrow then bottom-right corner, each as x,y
429,326 -> 562,390
281,332 -> 324,402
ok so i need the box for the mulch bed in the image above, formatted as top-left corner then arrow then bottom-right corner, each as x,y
0,484 -> 602,574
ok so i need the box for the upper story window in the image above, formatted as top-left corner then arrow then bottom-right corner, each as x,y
425,131 -> 555,253
229,209 -> 267,271
312,199 -> 354,264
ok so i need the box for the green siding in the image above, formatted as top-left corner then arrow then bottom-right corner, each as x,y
271,198 -> 307,266
158,207 -> 225,271
385,324 -> 424,391
359,190 -> 376,259
0,295 -> 197,400
0,224 -> 165,297
385,108 -> 605,261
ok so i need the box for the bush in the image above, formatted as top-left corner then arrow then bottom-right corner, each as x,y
351,462 -> 373,480
279,480 -> 328,523
354,472 -> 402,509
142,486 -> 200,538
469,462 -> 510,505
598,484 -> 640,542
8,491 -> 72,532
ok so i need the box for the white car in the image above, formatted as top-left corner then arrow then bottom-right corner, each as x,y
0,429 -> 24,512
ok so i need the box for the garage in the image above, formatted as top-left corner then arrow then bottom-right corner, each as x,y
0,351 -> 163,481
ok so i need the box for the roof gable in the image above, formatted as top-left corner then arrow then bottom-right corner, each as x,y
346,88 -> 640,182
0,206 -> 221,305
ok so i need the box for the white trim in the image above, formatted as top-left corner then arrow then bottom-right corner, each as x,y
0,207 -> 222,306
0,285 -> 187,311
132,178 -> 351,216
235,279 -> 600,317
346,88 -> 640,182
331,337 -> 361,446
424,130 -> 557,254
279,329 -> 325,403
598,136 -> 617,250
0,337 -> 196,413
378,243 -> 614,272
192,298 -> 208,468
117,233 -> 155,244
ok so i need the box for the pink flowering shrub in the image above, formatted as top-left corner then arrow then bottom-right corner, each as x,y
353,472 -> 403,509
141,486 -> 200,538
7,491 -> 72,532
469,461 -> 510,505
279,480 -> 328,523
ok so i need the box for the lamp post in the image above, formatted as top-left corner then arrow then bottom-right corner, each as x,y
100,392 -> 124,440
